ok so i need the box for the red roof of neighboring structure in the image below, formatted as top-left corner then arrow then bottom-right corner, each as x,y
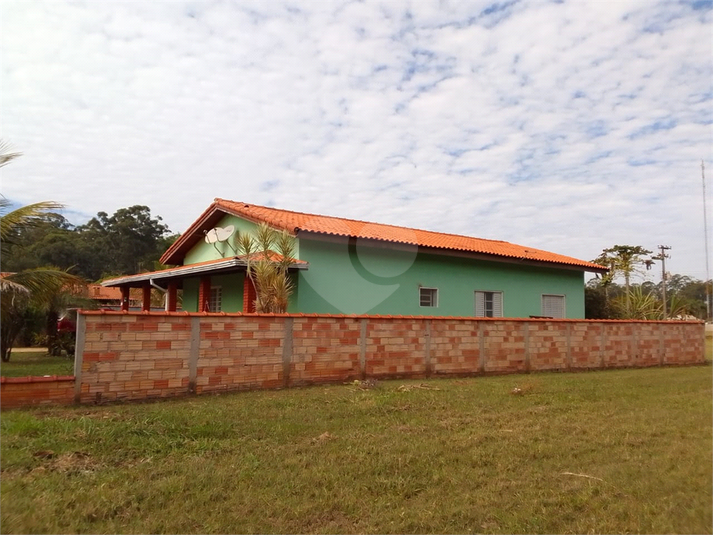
160,199 -> 607,272
85,284 -> 122,300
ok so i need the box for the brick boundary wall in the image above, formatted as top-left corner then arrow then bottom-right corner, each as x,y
69,312 -> 706,405
1,375 -> 75,409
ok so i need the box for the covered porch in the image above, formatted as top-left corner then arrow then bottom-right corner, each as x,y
101,256 -> 308,313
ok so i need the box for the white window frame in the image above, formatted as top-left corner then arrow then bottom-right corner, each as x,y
474,290 -> 503,318
419,287 -> 438,308
541,294 -> 565,319
209,286 -> 223,313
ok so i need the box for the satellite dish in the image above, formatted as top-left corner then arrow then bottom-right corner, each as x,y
204,225 -> 235,244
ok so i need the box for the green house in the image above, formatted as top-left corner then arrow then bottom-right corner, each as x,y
102,199 -> 607,318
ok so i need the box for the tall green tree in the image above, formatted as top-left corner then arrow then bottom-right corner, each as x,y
77,205 -> 173,278
595,245 -> 652,316
1,213 -> 87,274
4,208 -> 178,281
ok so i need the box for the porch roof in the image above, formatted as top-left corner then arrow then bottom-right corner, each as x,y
101,255 -> 308,288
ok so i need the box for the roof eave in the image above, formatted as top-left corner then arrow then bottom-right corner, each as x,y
159,201 -> 226,265
102,258 -> 308,288
160,200 -> 299,266
296,230 -> 608,273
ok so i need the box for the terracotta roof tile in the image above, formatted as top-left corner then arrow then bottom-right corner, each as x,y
85,284 -> 122,300
212,199 -> 606,272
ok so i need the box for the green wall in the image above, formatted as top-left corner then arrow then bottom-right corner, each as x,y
296,237 -> 585,318
179,214 -> 587,318
181,273 -> 245,313
184,214 -> 299,264
183,278 -> 199,311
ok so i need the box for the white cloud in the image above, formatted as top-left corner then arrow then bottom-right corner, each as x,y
1,0 -> 712,281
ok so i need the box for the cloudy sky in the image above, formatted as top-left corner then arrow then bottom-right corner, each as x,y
2,0 -> 712,281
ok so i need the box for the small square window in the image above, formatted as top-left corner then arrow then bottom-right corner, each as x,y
419,287 -> 438,307
209,287 -> 222,312
541,294 -> 565,318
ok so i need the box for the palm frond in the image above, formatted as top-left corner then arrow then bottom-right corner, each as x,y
275,231 -> 296,273
0,140 -> 22,168
613,287 -> 662,320
254,223 -> 276,254
668,293 -> 695,319
0,201 -> 65,246
0,277 -> 30,295
3,268 -> 85,309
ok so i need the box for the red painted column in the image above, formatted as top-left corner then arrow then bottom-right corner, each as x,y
198,276 -> 211,312
120,286 -> 130,311
142,285 -> 151,312
167,282 -> 178,312
243,276 -> 256,313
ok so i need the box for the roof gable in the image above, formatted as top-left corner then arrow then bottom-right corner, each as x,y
161,198 -> 607,272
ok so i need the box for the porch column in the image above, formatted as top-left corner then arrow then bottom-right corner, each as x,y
167,282 -> 178,312
198,276 -> 211,312
142,285 -> 151,312
243,276 -> 256,313
120,286 -> 130,311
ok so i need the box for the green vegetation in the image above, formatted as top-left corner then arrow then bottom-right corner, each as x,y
588,246 -> 711,320
2,367 -> 711,534
236,222 -> 296,313
0,196 -> 87,362
0,350 -> 73,378
1,141 -> 178,360
3,204 -> 177,284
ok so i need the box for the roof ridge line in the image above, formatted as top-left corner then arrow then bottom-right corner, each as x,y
214,198 -> 512,246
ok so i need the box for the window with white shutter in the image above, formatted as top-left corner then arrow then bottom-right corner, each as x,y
541,294 -> 565,318
475,291 -> 503,317
209,286 -> 222,312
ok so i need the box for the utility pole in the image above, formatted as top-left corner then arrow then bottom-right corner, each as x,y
703,161 -> 712,321
654,245 -> 671,319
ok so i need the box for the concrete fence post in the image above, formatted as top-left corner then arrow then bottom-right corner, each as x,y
565,323 -> 572,371
188,317 -> 200,394
359,319 -> 367,380
478,322 -> 486,373
524,322 -> 531,372
599,323 -> 606,369
424,319 -> 432,377
283,318 -> 293,388
73,313 -> 87,403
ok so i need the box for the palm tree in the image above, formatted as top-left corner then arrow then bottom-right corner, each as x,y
234,223 -> 296,313
1,142 -> 86,361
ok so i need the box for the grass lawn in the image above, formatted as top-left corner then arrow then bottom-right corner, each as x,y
0,350 -> 74,378
1,366 -> 711,534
